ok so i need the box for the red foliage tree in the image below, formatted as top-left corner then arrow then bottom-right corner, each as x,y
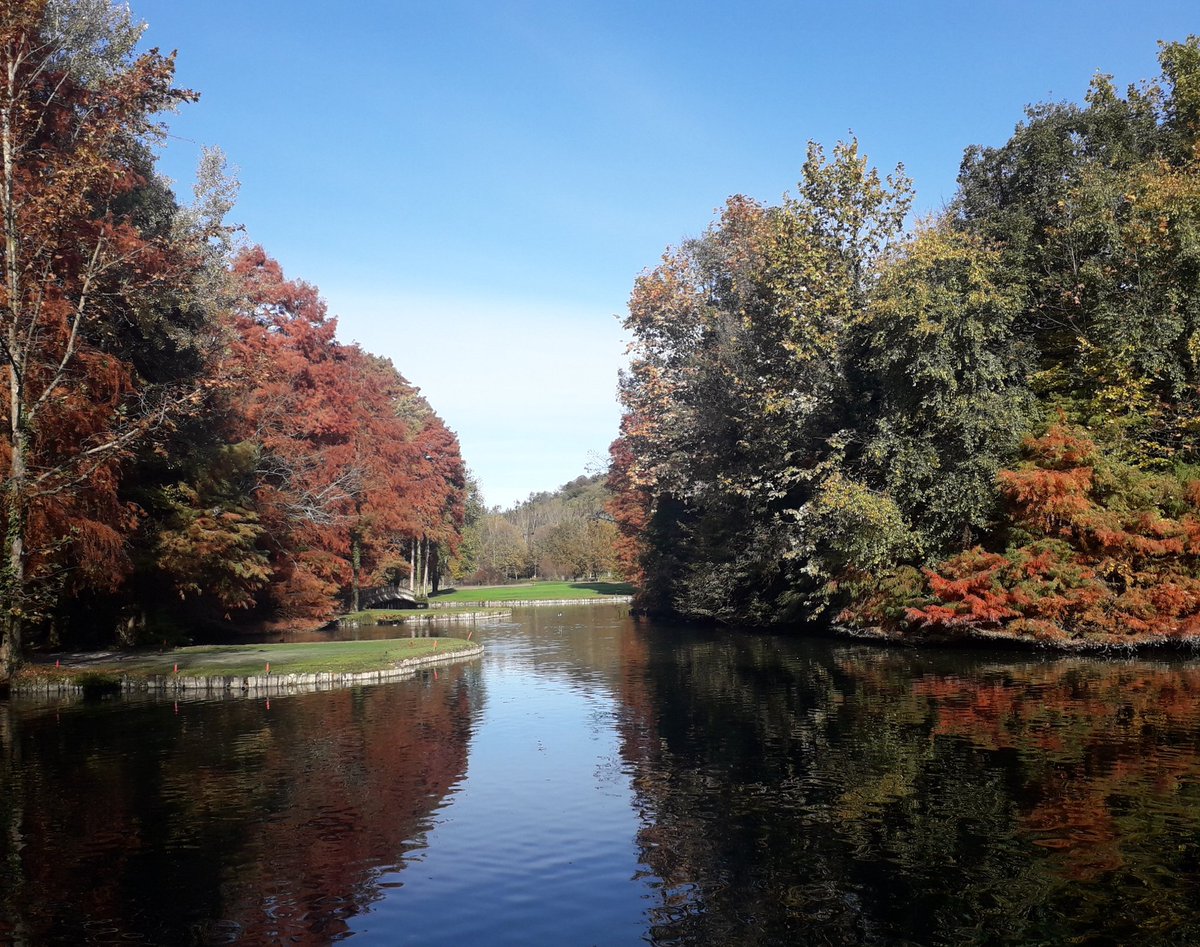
1,3 -> 204,676
225,248 -> 464,625
899,425 -> 1200,644
606,425 -> 651,588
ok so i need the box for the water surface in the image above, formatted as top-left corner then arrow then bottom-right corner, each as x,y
3,607 -> 1200,944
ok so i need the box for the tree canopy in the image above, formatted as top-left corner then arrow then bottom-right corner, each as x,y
611,37 -> 1200,648
0,2 -> 466,678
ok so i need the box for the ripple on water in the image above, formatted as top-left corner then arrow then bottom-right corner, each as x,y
7,612 -> 1200,945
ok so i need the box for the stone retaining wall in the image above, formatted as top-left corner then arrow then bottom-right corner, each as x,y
428,596 -> 632,609
339,608 -> 509,628
11,643 -> 484,699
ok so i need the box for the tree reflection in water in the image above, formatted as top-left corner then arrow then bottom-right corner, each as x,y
0,665 -> 482,944
617,626 -> 1200,946
4,613 -> 1200,945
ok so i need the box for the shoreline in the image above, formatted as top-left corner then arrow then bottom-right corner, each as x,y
428,596 -> 632,609
10,642 -> 484,699
629,606 -> 1200,658
338,607 -> 511,627
831,623 -> 1200,656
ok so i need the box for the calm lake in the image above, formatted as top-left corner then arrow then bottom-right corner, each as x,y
3,604 -> 1200,944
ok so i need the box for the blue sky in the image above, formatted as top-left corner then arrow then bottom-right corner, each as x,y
137,0 -> 1198,507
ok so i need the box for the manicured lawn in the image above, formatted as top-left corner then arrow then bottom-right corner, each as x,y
431,581 -> 633,602
25,637 -> 475,682
340,606 -> 508,623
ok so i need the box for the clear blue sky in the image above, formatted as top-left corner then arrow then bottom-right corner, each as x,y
136,0 -> 1197,507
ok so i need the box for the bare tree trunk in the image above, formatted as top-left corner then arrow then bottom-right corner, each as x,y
0,464 -> 22,680
350,528 -> 362,613
0,609 -> 17,683
421,536 -> 429,597
409,537 -> 416,591
1,50 -> 26,683
2,401 -> 28,681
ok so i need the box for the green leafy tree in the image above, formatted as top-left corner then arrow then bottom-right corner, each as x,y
447,471 -> 485,582
954,39 -> 1200,463
852,223 -> 1035,557
614,140 -> 911,620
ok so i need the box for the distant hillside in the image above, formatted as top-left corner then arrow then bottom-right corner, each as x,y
450,474 -> 619,583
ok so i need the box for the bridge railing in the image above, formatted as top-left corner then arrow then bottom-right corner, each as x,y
359,583 -> 426,608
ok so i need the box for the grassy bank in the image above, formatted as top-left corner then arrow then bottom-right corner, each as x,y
22,637 -> 475,685
340,606 -> 509,623
431,581 -> 633,603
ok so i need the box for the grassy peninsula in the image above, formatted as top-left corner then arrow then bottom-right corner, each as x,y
20,637 -> 477,687
431,581 -> 633,603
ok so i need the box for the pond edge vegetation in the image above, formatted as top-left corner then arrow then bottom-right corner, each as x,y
610,38 -> 1200,654
0,5 -> 469,684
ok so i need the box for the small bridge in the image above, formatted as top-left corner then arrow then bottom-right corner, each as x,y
360,583 -> 427,609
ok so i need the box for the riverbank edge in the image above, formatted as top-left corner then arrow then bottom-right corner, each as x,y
831,623 -> 1200,655
337,608 -> 511,627
8,642 -> 484,698
627,604 -> 1200,656
428,596 -> 633,608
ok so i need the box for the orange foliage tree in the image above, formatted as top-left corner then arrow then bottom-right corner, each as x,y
606,421 -> 652,588
895,425 -> 1200,644
226,248 -> 464,625
1,2 -> 209,676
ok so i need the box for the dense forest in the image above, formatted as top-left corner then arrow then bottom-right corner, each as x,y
450,474 -> 618,583
610,38 -> 1200,648
0,2 -> 465,680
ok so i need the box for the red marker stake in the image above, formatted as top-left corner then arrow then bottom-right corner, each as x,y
265,662 -> 270,674
55,659 -> 60,668
174,663 -> 178,674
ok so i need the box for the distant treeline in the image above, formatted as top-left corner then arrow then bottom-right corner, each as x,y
610,38 -> 1200,647
451,474 -> 618,584
0,3 -> 464,678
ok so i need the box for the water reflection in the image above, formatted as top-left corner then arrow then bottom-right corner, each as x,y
4,610 -> 1200,945
618,626 -> 1200,945
0,665 -> 482,944
344,606 -> 652,946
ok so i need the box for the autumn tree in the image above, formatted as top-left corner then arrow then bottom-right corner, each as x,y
851,222 -> 1034,558
473,516 -> 526,583
954,38 -> 1200,462
0,3 -> 467,663
0,1 -> 222,676
496,472 -> 618,582
886,425 -> 1200,644
225,248 -> 464,623
613,140 -> 911,620
614,38 -> 1200,647
606,426 -> 651,586
447,471 -> 486,582
533,517 -> 617,580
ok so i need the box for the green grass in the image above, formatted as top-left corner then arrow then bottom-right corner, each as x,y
24,637 -> 475,681
341,606 -> 507,623
431,580 -> 633,603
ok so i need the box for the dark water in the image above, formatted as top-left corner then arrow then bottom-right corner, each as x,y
4,608 -> 1200,945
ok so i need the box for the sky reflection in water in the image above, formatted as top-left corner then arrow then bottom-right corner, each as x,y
3,607 -> 1200,944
